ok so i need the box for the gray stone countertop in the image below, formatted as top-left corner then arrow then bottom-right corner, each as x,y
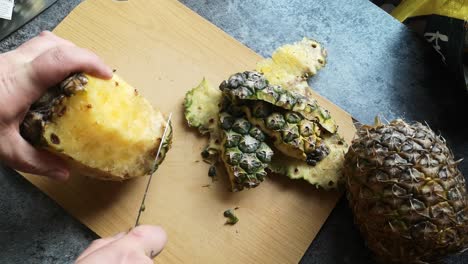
1,0 -> 467,263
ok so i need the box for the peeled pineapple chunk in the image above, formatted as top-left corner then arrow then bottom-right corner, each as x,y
20,73 -> 172,181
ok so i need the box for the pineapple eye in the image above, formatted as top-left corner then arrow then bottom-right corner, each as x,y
299,121 -> 315,136
227,73 -> 245,88
252,102 -> 271,118
258,85 -> 280,102
232,87 -> 253,99
281,125 -> 300,143
277,93 -> 297,110
232,119 -> 251,134
220,115 -> 235,130
266,113 -> 286,130
224,131 -> 241,148
256,144 -> 274,163
240,154 -> 262,173
285,112 -> 301,123
249,127 -> 265,141
238,135 -> 260,153
225,150 -> 242,165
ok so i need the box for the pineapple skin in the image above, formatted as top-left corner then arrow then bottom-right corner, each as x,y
219,109 -> 273,192
344,119 -> 468,263
241,101 -> 329,164
20,73 -> 172,181
269,134 -> 348,189
183,78 -> 222,163
220,71 -> 337,134
184,76 -> 346,190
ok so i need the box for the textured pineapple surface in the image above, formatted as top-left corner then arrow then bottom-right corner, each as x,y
183,78 -> 222,162
256,37 -> 327,96
269,134 -> 348,189
220,71 -> 337,134
21,73 -> 172,180
184,78 -> 221,135
183,37 -> 346,191
219,109 -> 273,191
344,119 -> 468,263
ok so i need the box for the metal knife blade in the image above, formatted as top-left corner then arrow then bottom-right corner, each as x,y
134,112 -> 173,227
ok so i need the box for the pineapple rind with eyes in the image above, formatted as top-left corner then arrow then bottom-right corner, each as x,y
220,71 -> 337,134
219,102 -> 273,192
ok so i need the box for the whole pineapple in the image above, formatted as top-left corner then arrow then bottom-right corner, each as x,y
21,73 -> 172,181
344,119 -> 467,263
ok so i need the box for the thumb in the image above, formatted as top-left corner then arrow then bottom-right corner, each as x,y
76,225 -> 167,264
0,129 -> 69,181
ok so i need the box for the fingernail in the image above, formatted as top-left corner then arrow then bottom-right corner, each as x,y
47,169 -> 69,181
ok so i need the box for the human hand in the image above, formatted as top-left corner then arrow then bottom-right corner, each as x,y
75,225 -> 167,264
0,31 -> 112,180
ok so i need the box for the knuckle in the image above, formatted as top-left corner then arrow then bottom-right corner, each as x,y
49,46 -> 70,65
39,30 -> 52,37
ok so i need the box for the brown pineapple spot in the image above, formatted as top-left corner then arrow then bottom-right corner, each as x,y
198,106 -> 202,110
318,59 -> 324,64
134,89 -> 139,96
50,133 -> 60,144
311,43 -> 317,48
86,104 -> 93,109
112,69 -> 117,73
58,106 -> 67,117
209,118 -> 214,124
294,168 -> 299,173
115,81 -> 119,86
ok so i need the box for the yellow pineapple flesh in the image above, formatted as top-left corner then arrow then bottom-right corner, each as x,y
256,37 -> 327,96
21,73 -> 172,181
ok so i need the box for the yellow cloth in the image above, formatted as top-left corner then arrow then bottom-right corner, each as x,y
391,0 -> 468,22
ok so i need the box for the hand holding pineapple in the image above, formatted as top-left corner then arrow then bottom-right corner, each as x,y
0,32 -> 168,263
0,30 -> 112,180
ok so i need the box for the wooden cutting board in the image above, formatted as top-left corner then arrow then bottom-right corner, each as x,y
21,0 -> 357,263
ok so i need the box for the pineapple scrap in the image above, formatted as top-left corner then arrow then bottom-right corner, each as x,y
256,37 -> 327,96
268,134 -> 347,189
183,78 -> 223,162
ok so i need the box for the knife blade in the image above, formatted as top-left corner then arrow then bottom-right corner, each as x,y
134,112 -> 173,227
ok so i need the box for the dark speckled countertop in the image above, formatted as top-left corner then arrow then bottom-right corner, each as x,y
1,0 -> 467,263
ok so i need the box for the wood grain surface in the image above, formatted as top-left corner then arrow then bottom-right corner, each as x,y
20,0 -> 356,263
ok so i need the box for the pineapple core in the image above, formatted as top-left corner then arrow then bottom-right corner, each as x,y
42,74 -> 168,180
